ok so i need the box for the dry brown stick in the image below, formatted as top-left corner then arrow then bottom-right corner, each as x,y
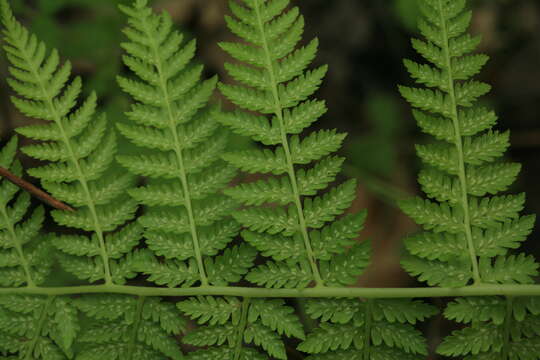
0,166 -> 75,212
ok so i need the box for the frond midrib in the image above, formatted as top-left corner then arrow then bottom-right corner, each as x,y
437,0 -> 481,283
139,13 -> 208,286
252,0 -> 323,287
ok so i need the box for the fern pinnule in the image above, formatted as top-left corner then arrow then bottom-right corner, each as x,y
116,0 -> 254,288
1,0 -> 140,286
73,294 -> 185,359
218,0 -> 370,289
398,0 -> 538,287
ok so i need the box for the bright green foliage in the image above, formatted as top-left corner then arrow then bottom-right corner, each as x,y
0,295 -> 79,359
0,0 -> 539,359
398,0 -> 538,287
115,0 -> 254,288
218,0 -> 370,288
298,298 -> 438,359
179,296 -> 304,359
438,296 -> 540,358
1,0 -> 139,285
0,137 -> 51,287
74,294 -> 185,360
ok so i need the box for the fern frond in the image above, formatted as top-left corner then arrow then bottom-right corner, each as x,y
179,296 -> 303,359
399,0 -> 538,287
116,0 -> 249,288
219,0 -> 369,288
1,0 -> 139,285
74,294 -> 185,360
299,298 -> 437,359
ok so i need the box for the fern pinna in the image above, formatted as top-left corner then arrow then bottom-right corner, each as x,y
1,0 -> 140,286
115,0 -> 255,288
399,0 -> 540,357
218,0 -> 370,289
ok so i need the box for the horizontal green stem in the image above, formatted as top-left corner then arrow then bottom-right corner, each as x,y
1,284 -> 540,298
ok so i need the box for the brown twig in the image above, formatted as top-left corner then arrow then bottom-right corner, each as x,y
0,166 -> 75,212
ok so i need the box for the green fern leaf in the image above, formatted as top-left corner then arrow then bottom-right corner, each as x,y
479,255 -> 538,284
1,0 -> 139,285
305,298 -> 362,324
116,0 -> 241,288
399,0 -> 538,288
439,325 -> 502,356
183,324 -> 235,347
131,249 -> 199,288
247,260 -> 313,289
204,244 -> 257,286
244,322 -> 287,359
298,323 -> 362,353
401,255 -> 471,287
311,211 -> 367,260
178,296 -> 241,326
242,230 -> 304,262
248,298 -> 305,339
219,0 -> 369,288
319,242 -> 371,287
372,299 -> 439,325
444,297 -> 507,325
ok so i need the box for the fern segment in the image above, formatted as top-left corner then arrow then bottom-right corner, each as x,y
116,0 -> 251,288
1,0 -> 139,285
399,0 -> 538,286
219,0 -> 369,288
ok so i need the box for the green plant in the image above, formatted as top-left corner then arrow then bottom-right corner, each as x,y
0,0 -> 538,359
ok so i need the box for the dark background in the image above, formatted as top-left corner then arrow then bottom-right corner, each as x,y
0,1 -> 539,357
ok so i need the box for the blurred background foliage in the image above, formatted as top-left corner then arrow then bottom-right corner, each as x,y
0,0 -> 539,306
